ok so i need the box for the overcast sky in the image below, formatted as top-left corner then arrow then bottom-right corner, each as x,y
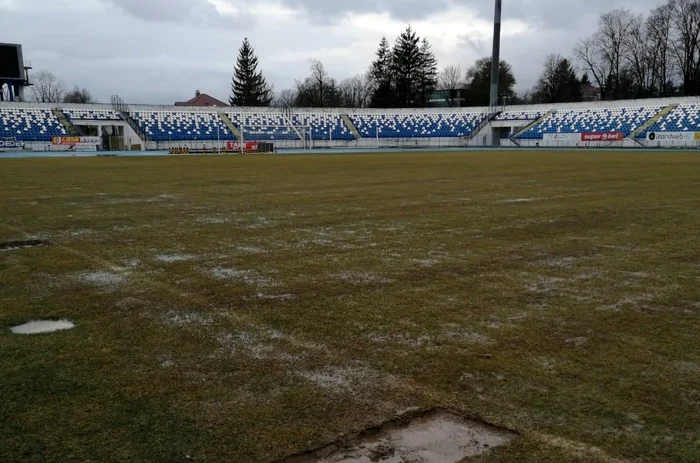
2,0 -> 663,104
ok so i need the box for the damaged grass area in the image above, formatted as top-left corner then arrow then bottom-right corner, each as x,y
1,151 -> 700,463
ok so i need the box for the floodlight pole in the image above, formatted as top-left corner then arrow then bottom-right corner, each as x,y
489,0 -> 502,109
376,118 -> 379,148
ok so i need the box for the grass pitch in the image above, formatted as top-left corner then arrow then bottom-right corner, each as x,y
1,150 -> 699,462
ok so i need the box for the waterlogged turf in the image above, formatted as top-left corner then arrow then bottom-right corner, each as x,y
1,151 -> 699,462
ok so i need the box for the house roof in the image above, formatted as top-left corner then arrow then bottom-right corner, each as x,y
175,91 -> 228,107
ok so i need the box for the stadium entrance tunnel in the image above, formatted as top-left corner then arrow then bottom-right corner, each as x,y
0,239 -> 50,252
272,408 -> 517,463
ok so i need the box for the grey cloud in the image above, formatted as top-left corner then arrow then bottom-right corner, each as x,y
2,0 -> 677,104
459,33 -> 487,55
254,0 -> 450,22
103,0 -> 252,28
272,0 -> 665,27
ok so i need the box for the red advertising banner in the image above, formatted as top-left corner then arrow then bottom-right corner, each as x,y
52,136 -> 101,145
226,141 -> 259,152
580,132 -> 624,142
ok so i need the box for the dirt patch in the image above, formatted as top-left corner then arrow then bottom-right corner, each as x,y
541,257 -> 578,269
412,259 -> 440,267
296,366 -> 384,395
565,337 -> 589,347
198,217 -> 231,224
526,277 -> 565,295
79,271 -> 127,288
673,361 -> 700,374
275,408 -> 517,463
156,253 -> 195,263
0,240 -> 50,252
238,246 -> 266,254
257,293 -> 296,301
120,258 -> 142,268
499,198 -> 537,204
165,310 -> 213,327
209,267 -> 279,288
337,271 -> 393,286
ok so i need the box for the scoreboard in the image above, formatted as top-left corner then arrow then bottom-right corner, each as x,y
0,43 -> 25,81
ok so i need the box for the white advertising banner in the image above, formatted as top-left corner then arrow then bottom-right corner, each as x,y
542,133 -> 579,141
646,132 -> 699,142
73,144 -> 98,152
0,138 -> 25,150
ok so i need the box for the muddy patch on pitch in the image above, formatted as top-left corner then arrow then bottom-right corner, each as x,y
79,271 -> 127,288
275,408 -> 516,463
0,240 -> 50,252
156,253 -> 195,263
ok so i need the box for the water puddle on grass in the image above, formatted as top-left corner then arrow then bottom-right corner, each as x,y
277,408 -> 517,463
11,320 -> 75,334
0,240 -> 50,252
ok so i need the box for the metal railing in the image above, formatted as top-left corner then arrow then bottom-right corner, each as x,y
111,95 -> 149,142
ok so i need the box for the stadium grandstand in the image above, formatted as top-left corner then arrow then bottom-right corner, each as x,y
3,96 -> 700,152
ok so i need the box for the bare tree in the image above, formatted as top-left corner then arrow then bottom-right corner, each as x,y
647,2 -> 676,96
294,60 -> 341,107
63,86 -> 94,104
599,9 -> 638,98
437,65 -> 463,107
31,70 -> 65,103
339,73 -> 371,108
274,88 -> 297,108
624,13 -> 654,98
574,9 -> 638,99
671,0 -> 700,95
574,37 -> 612,99
534,54 -> 562,102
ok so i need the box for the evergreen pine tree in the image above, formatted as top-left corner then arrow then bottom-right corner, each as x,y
370,37 -> 395,108
416,38 -> 438,107
391,26 -> 422,107
230,38 -> 273,107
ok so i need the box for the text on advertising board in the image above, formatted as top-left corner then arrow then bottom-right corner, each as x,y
580,132 -> 624,142
52,136 -> 101,145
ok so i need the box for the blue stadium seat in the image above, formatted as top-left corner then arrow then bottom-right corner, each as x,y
495,109 -> 545,121
131,110 -> 234,141
641,104 -> 700,136
0,106 -> 67,141
293,113 -> 355,140
62,109 -> 123,121
517,106 -> 663,139
228,112 -> 299,141
349,113 -> 486,138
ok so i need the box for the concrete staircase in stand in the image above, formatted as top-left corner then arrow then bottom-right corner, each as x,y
469,111 -> 500,140
628,104 -> 679,140
219,113 -> 242,140
52,109 -> 81,136
511,110 -> 555,140
341,114 -> 361,139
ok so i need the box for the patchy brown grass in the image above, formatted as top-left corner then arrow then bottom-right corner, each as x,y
1,150 -> 700,462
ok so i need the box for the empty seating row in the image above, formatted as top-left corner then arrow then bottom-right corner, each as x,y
0,107 -> 67,141
642,104 -> 700,135
517,106 -> 663,139
228,112 -> 298,140
349,113 -> 486,138
62,109 -> 122,121
131,111 -> 235,141
293,113 -> 354,141
495,109 -> 546,121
